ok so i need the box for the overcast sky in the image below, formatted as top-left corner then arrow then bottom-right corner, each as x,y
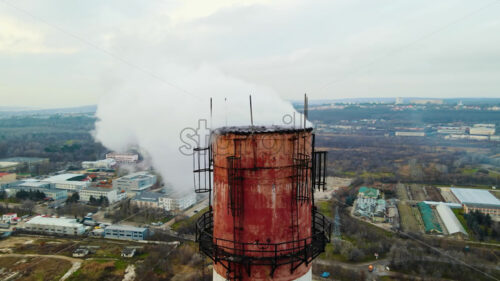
1,0 -> 499,107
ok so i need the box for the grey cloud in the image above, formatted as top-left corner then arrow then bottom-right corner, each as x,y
0,0 -> 499,107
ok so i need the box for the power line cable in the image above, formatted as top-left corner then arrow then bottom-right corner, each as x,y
327,192 -> 499,281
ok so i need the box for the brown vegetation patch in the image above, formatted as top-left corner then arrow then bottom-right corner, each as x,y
0,256 -> 71,281
425,186 -> 444,201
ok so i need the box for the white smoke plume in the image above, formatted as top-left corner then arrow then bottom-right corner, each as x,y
94,64 -> 302,192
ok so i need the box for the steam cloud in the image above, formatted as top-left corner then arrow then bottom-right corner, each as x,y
94,65 -> 301,192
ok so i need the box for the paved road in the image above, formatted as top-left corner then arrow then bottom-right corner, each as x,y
60,260 -> 82,281
162,197 -> 209,229
314,257 -> 390,277
184,197 -> 209,217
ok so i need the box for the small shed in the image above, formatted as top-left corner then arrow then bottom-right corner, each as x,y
72,248 -> 89,258
121,247 -> 136,258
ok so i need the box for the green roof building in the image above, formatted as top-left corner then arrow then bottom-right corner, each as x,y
358,186 -> 380,199
417,202 -> 442,234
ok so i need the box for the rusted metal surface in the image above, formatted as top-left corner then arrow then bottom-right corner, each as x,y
212,129 -> 313,280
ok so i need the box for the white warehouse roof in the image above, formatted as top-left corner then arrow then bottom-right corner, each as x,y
450,188 -> 500,208
19,179 -> 50,188
45,173 -> 85,182
26,216 -> 82,228
106,224 -> 147,232
119,171 -> 154,180
436,203 -> 467,236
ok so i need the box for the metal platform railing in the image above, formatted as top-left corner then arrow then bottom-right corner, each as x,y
195,209 -> 331,277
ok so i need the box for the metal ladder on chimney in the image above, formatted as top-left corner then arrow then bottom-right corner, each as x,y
290,133 -> 311,272
226,140 -> 244,280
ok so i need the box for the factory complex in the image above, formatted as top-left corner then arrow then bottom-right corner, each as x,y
131,190 -> 196,211
24,216 -> 86,236
355,184 -> 500,239
450,188 -> 500,217
0,153 -> 198,219
112,171 -> 157,191
17,215 -> 150,241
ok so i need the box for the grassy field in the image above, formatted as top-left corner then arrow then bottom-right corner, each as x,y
13,239 -> 78,256
11,237 -> 143,258
0,256 -> 72,281
396,183 -> 409,201
340,171 -> 356,177
319,209 -> 394,263
492,191 -> 500,199
397,202 -> 421,233
360,171 -> 395,179
67,260 -> 125,281
452,208 -> 471,236
461,168 -> 479,175
319,243 -> 349,262
317,200 -> 334,219
0,236 -> 158,281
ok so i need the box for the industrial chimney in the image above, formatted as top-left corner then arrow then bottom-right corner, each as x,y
193,125 -> 331,281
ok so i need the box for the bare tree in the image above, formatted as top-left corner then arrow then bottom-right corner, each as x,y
21,200 -> 36,215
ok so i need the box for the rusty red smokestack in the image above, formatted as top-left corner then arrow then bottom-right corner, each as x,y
194,126 -> 330,281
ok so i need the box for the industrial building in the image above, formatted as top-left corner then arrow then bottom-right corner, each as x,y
358,186 -> 380,199
131,190 -> 196,211
417,202 -> 443,234
5,179 -> 68,200
131,191 -> 163,209
470,124 -> 496,136
446,134 -> 489,141
395,131 -> 425,137
450,188 -> 500,217
159,191 -> 196,211
104,225 -> 148,240
15,179 -> 50,189
0,161 -> 20,172
82,158 -> 116,170
435,203 -> 467,237
354,198 -> 387,222
436,126 -> 467,134
8,185 -> 68,201
386,204 -> 399,225
79,187 -> 120,203
0,173 -> 16,183
44,174 -> 90,191
105,152 -> 139,164
24,216 -> 85,235
2,213 -> 17,222
112,172 -> 156,191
